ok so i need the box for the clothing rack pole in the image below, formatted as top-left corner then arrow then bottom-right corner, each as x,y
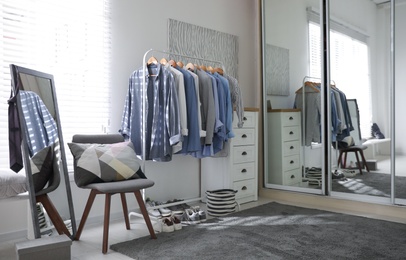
129,48 -> 226,223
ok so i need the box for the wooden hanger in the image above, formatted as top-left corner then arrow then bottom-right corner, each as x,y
147,56 -> 158,65
207,66 -> 214,73
194,64 -> 200,70
186,63 -> 195,71
200,65 -> 207,71
177,61 -> 184,68
295,81 -> 320,93
160,58 -> 168,65
168,59 -> 177,68
214,67 -> 224,75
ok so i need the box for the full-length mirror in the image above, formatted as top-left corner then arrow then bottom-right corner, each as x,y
9,64 -> 76,239
262,0 -> 405,204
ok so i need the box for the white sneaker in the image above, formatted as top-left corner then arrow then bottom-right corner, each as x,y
155,201 -> 172,217
172,215 -> 182,230
145,200 -> 161,218
162,218 -> 175,232
182,208 -> 201,224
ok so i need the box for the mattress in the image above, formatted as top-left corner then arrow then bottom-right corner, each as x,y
0,171 -> 28,199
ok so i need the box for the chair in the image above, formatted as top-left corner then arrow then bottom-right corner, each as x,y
71,134 -> 157,254
337,145 -> 370,175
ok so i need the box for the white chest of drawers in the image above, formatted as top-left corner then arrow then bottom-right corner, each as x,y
267,109 -> 302,186
201,109 -> 258,204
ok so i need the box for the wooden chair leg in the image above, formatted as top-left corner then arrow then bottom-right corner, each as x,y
337,151 -> 343,168
343,152 -> 348,168
359,150 -> 370,172
134,191 -> 157,239
120,193 -> 130,230
75,189 -> 97,241
102,194 -> 112,254
36,194 -> 71,237
354,151 -> 363,175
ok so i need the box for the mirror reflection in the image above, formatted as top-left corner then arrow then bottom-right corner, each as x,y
10,64 -> 76,238
263,0 -> 403,202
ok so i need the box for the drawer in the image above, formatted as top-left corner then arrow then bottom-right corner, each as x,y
281,112 -> 300,127
233,179 -> 255,199
233,128 -> 255,146
232,162 -> 255,181
283,140 -> 300,156
233,146 -> 256,164
282,126 -> 300,141
233,111 -> 256,128
283,169 -> 302,185
283,154 -> 300,171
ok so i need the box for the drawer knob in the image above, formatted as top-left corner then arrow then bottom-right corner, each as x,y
242,134 -> 247,138
243,116 -> 247,121
289,131 -> 294,135
289,116 -> 293,120
290,160 -> 294,164
290,146 -> 294,150
290,175 -> 295,179
242,151 -> 247,156
241,169 -> 247,173
242,186 -> 247,191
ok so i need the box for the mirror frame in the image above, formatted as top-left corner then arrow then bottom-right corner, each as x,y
9,64 -> 76,239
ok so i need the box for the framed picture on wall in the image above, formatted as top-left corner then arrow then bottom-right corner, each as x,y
265,44 -> 290,96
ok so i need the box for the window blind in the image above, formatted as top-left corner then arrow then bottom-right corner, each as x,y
0,0 -> 111,174
308,8 -> 372,139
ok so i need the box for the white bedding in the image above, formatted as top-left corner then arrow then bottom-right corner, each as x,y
0,171 -> 28,199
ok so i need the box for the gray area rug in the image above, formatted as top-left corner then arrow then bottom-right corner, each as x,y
332,172 -> 406,198
110,202 -> 406,259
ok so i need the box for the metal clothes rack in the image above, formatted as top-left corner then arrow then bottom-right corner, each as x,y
129,49 -> 226,223
298,76 -> 337,187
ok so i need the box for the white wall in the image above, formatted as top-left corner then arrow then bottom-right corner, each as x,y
375,3 -> 406,154
0,0 -> 260,239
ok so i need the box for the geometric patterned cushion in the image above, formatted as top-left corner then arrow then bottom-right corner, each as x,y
68,141 -> 146,187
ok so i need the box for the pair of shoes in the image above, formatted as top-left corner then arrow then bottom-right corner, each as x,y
182,208 -> 201,224
191,206 -> 207,222
162,216 -> 182,232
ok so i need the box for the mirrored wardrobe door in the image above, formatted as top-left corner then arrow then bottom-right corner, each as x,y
394,0 -> 406,204
262,0 -> 324,194
328,0 -> 393,202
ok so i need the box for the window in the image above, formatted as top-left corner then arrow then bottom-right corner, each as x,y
0,0 -> 111,174
308,9 -> 371,139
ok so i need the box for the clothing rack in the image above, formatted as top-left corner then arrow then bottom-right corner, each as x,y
298,76 -> 338,185
129,48 -> 226,223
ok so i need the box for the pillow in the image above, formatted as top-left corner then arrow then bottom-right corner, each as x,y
30,145 -> 54,192
68,141 -> 146,187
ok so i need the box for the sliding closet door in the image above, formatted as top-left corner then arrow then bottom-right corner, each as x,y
262,0 -> 324,194
394,1 -> 406,205
328,0 -> 394,203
